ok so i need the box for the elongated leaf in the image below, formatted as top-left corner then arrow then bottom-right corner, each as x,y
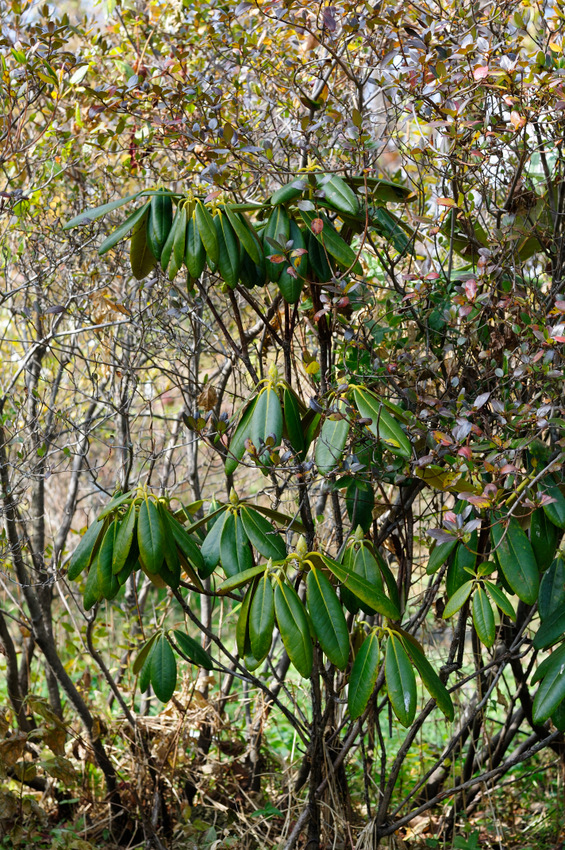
247,503 -> 305,534
133,632 -> 160,675
274,580 -> 313,678
64,191 -> 141,229
226,396 -> 258,477
217,564 -> 266,594
299,210 -> 361,273
283,386 -> 305,459
98,201 -> 150,255
540,477 -> 565,529
150,635 -> 177,702
530,508 -> 559,571
173,630 -> 213,670
472,586 -> 495,648
532,645 -> 565,723
137,497 -> 164,574
97,521 -> 119,599
443,580 -> 473,618
139,652 -> 152,693
316,552 -> 400,620
68,519 -> 104,581
224,205 -> 262,265
316,173 -> 359,216
484,581 -> 516,621
315,403 -> 350,475
195,199 -> 219,264
372,207 -> 411,255
346,479 -> 374,534
112,503 -> 136,574
348,543 -> 382,615
348,631 -> 380,719
83,556 -> 103,611
250,387 -> 283,462
401,635 -> 454,721
532,641 -> 565,685
306,567 -> 349,670
491,515 -> 539,605
533,606 -> 565,649
426,536 -> 458,575
97,490 -> 134,519
263,206 -> 290,281
352,387 -> 411,458
249,573 -> 275,661
214,210 -> 240,289
240,506 -> 287,560
236,583 -> 254,657
385,634 -> 417,727
270,179 -> 307,206
447,533 -> 477,598
147,193 -> 173,260
220,511 -> 253,577
539,556 -> 565,621
156,503 -> 180,587
200,509 -> 228,576
130,211 -> 157,280
278,219 -> 307,303
185,211 -> 206,278
165,511 -> 205,572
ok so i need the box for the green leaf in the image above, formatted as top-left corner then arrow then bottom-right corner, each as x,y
484,581 -> 516,621
263,206 -> 290,282
250,387 -> 283,462
349,543 -> 383,615
161,203 -> 185,277
491,515 -> 539,605
283,386 -> 305,459
472,586 -> 496,648
200,509 -> 228,576
225,396 -> 258,477
146,193 -> 173,260
236,583 -> 254,657
539,556 -> 565,621
195,200 -> 219,264
352,386 -> 411,458
270,179 -> 307,206
315,402 -> 350,475
277,219 -> 307,304
447,534 -> 477,598
133,632 -> 160,675
83,556 -> 103,611
97,490 -> 134,519
173,630 -> 213,670
385,634 -> 417,727
137,497 -> 165,574
532,643 -> 565,723
185,211 -> 206,278
64,191 -> 141,230
315,173 -> 359,216
533,606 -> 565,649
217,564 -> 266,594
299,210 -> 361,272
371,207 -> 412,255
98,201 -> 150,256
347,175 -> 415,203
316,552 -> 400,620
68,519 -> 104,581
214,210 -> 241,289
130,211 -> 157,280
112,503 -> 137,574
532,641 -> 565,685
274,580 -> 313,678
97,521 -> 119,600
540,477 -> 565,529
530,508 -> 559,571
426,536 -> 458,575
240,506 -> 287,560
246,503 -> 305,534
306,567 -> 349,670
345,480 -> 374,535
348,631 -> 380,719
165,511 -> 205,573
156,502 -> 180,588
249,572 -> 275,661
443,580 -> 473,618
220,511 -> 253,577
224,205 -> 263,265
401,635 -> 454,721
150,635 -> 177,702
139,652 -> 152,694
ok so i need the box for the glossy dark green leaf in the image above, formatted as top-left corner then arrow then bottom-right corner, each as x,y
306,567 -> 349,670
98,201 -> 150,256
247,503 -> 305,534
472,586 -> 495,648
165,511 -> 205,573
214,210 -> 240,289
446,533 -> 477,598
173,630 -> 213,670
200,509 -> 228,576
225,396 -> 258,477
426,537 -> 458,575
315,402 -> 349,475
277,219 -> 307,303
530,508 -> 559,571
195,199 -> 219,264
352,386 -> 411,458
137,497 -> 164,574
348,631 -> 380,719
250,387 -> 283,462
540,477 -> 565,529
283,386 -> 305,458
236,583 -> 254,657
484,581 -> 516,621
263,205 -> 290,282
150,635 -> 177,702
551,698 -> 565,731
317,552 -> 400,620
270,179 -> 307,206
146,193 -> 173,260
533,606 -> 565,649
220,511 -> 253,577
68,519 -> 104,581
224,205 -> 263,265
274,580 -> 313,678
112,503 -> 137,574
299,210 -> 361,272
185,211 -> 206,278
401,635 -> 454,721
315,173 -> 359,216
240,506 -> 287,560
139,652 -> 152,693
161,203 -> 186,279
249,573 -> 275,661
83,557 -> 103,611
97,490 -> 134,520
97,521 -> 119,600
347,543 -> 382,616
491,515 -> 539,605
130,211 -> 157,280
539,556 -> 565,621
443,580 -> 473,618
385,634 -> 417,727
217,564 -> 266,594
133,632 -> 159,675
345,480 -> 374,534
64,191 -> 141,229
532,642 -> 565,723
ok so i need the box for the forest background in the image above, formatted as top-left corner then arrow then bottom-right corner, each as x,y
1,0 -> 565,848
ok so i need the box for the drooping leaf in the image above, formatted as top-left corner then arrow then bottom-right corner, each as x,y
250,387 -> 283,463
539,556 -> 565,622
352,386 -> 412,458
491,515 -> 539,605
315,173 -> 359,216
219,511 -> 253,577
214,210 -> 241,289
345,479 -> 374,534
401,634 -> 454,721
112,502 -> 137,574
274,580 -> 313,678
217,564 -> 266,594
97,520 -> 119,600
484,581 -> 516,621
68,519 -> 104,581
150,635 -> 177,702
299,209 -> 361,273
137,497 -> 165,574
540,477 -> 565,529
348,631 -> 380,719
200,509 -> 228,576
385,634 -> 417,727
225,395 -> 259,476
173,630 -> 213,670
249,572 -> 275,661
472,586 -> 496,648
443,580 -> 473,619
224,205 -> 263,265
133,632 -> 160,675
130,210 -> 157,280
316,552 -> 400,620
185,211 -> 207,278
426,536 -> 458,575
532,643 -> 565,723
315,402 -> 350,475
195,199 -> 219,264
306,566 -> 349,670
146,192 -> 173,260
283,386 -> 305,459
530,508 -> 560,571
240,506 -> 287,560
533,606 -> 565,649
98,201 -> 150,256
